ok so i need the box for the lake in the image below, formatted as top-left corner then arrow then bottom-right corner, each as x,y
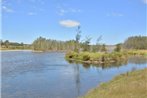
1,51 -> 147,98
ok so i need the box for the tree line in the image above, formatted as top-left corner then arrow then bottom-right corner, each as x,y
1,27 -> 146,51
0,40 -> 31,50
123,36 -> 147,49
31,29 -> 147,52
32,26 -> 108,52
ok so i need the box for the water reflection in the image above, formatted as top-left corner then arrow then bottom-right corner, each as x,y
66,56 -> 147,98
128,56 -> 147,64
2,52 -> 147,98
74,64 -> 80,97
67,56 -> 147,69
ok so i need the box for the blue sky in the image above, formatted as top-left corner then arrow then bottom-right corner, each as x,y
1,0 -> 147,45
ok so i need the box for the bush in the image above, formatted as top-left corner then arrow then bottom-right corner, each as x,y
89,53 -> 103,61
82,54 -> 90,61
65,51 -> 78,59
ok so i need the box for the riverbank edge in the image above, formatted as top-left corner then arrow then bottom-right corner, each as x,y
0,49 -> 32,52
65,50 -> 147,65
80,68 -> 147,98
0,49 -> 67,53
66,58 -> 118,64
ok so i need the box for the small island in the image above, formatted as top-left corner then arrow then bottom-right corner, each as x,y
65,50 -> 147,65
64,28 -> 147,65
1,0 -> 147,98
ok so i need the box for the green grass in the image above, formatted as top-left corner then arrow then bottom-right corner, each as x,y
65,50 -> 147,64
65,51 -> 128,63
81,68 -> 147,98
127,50 -> 147,56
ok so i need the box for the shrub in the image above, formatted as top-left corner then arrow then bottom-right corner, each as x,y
65,51 -> 78,59
82,54 -> 90,61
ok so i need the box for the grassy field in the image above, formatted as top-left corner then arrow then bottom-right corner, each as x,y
81,68 -> 147,98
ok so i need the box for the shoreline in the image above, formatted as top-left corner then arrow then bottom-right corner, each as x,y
0,49 -> 32,52
65,51 -> 147,65
81,68 -> 147,98
0,49 -> 66,52
66,58 -> 117,64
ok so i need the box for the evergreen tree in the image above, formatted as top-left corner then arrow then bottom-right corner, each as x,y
101,44 -> 107,52
123,36 -> 147,49
75,26 -> 81,52
83,36 -> 91,51
114,43 -> 122,52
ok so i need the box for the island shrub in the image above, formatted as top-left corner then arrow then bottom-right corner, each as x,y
89,53 -> 103,61
82,54 -> 90,61
65,51 -> 78,59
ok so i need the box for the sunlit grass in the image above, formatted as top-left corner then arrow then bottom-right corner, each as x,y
81,68 -> 147,98
65,50 -> 147,64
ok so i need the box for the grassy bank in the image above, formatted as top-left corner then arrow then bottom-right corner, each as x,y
0,48 -> 31,51
81,68 -> 147,98
127,50 -> 147,56
65,50 -> 147,64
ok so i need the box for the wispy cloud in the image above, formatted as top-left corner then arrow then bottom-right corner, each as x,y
143,0 -> 147,4
59,20 -> 80,27
28,12 -> 37,15
106,12 -> 124,17
2,6 -> 14,13
29,0 -> 45,5
57,7 -> 82,16
57,8 -> 67,16
69,8 -> 82,13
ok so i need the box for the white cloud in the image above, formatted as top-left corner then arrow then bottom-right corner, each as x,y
2,6 -> 14,13
28,12 -> 37,15
106,12 -> 124,17
59,20 -> 80,27
57,9 -> 67,16
70,8 -> 82,13
143,0 -> 147,4
29,0 -> 45,4
57,7 -> 82,16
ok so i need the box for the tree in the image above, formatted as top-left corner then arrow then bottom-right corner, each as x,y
4,40 -> 9,48
75,26 -> 81,52
114,43 -> 122,52
0,40 -> 3,46
21,42 -> 24,46
32,36 -> 80,51
96,35 -> 102,52
92,36 -> 102,52
101,44 -> 107,52
82,36 -> 91,51
32,37 -> 47,51
123,36 -> 147,49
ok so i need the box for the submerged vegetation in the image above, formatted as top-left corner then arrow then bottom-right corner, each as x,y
81,68 -> 147,98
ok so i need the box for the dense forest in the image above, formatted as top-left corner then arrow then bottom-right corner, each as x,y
31,26 -> 103,52
32,37 -> 76,51
123,36 -> 147,49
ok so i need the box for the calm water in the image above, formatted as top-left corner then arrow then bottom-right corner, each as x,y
1,51 -> 147,98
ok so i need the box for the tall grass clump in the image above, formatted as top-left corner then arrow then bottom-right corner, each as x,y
65,51 -> 78,59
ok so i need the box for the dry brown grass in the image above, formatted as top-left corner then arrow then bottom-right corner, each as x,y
81,68 -> 147,98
